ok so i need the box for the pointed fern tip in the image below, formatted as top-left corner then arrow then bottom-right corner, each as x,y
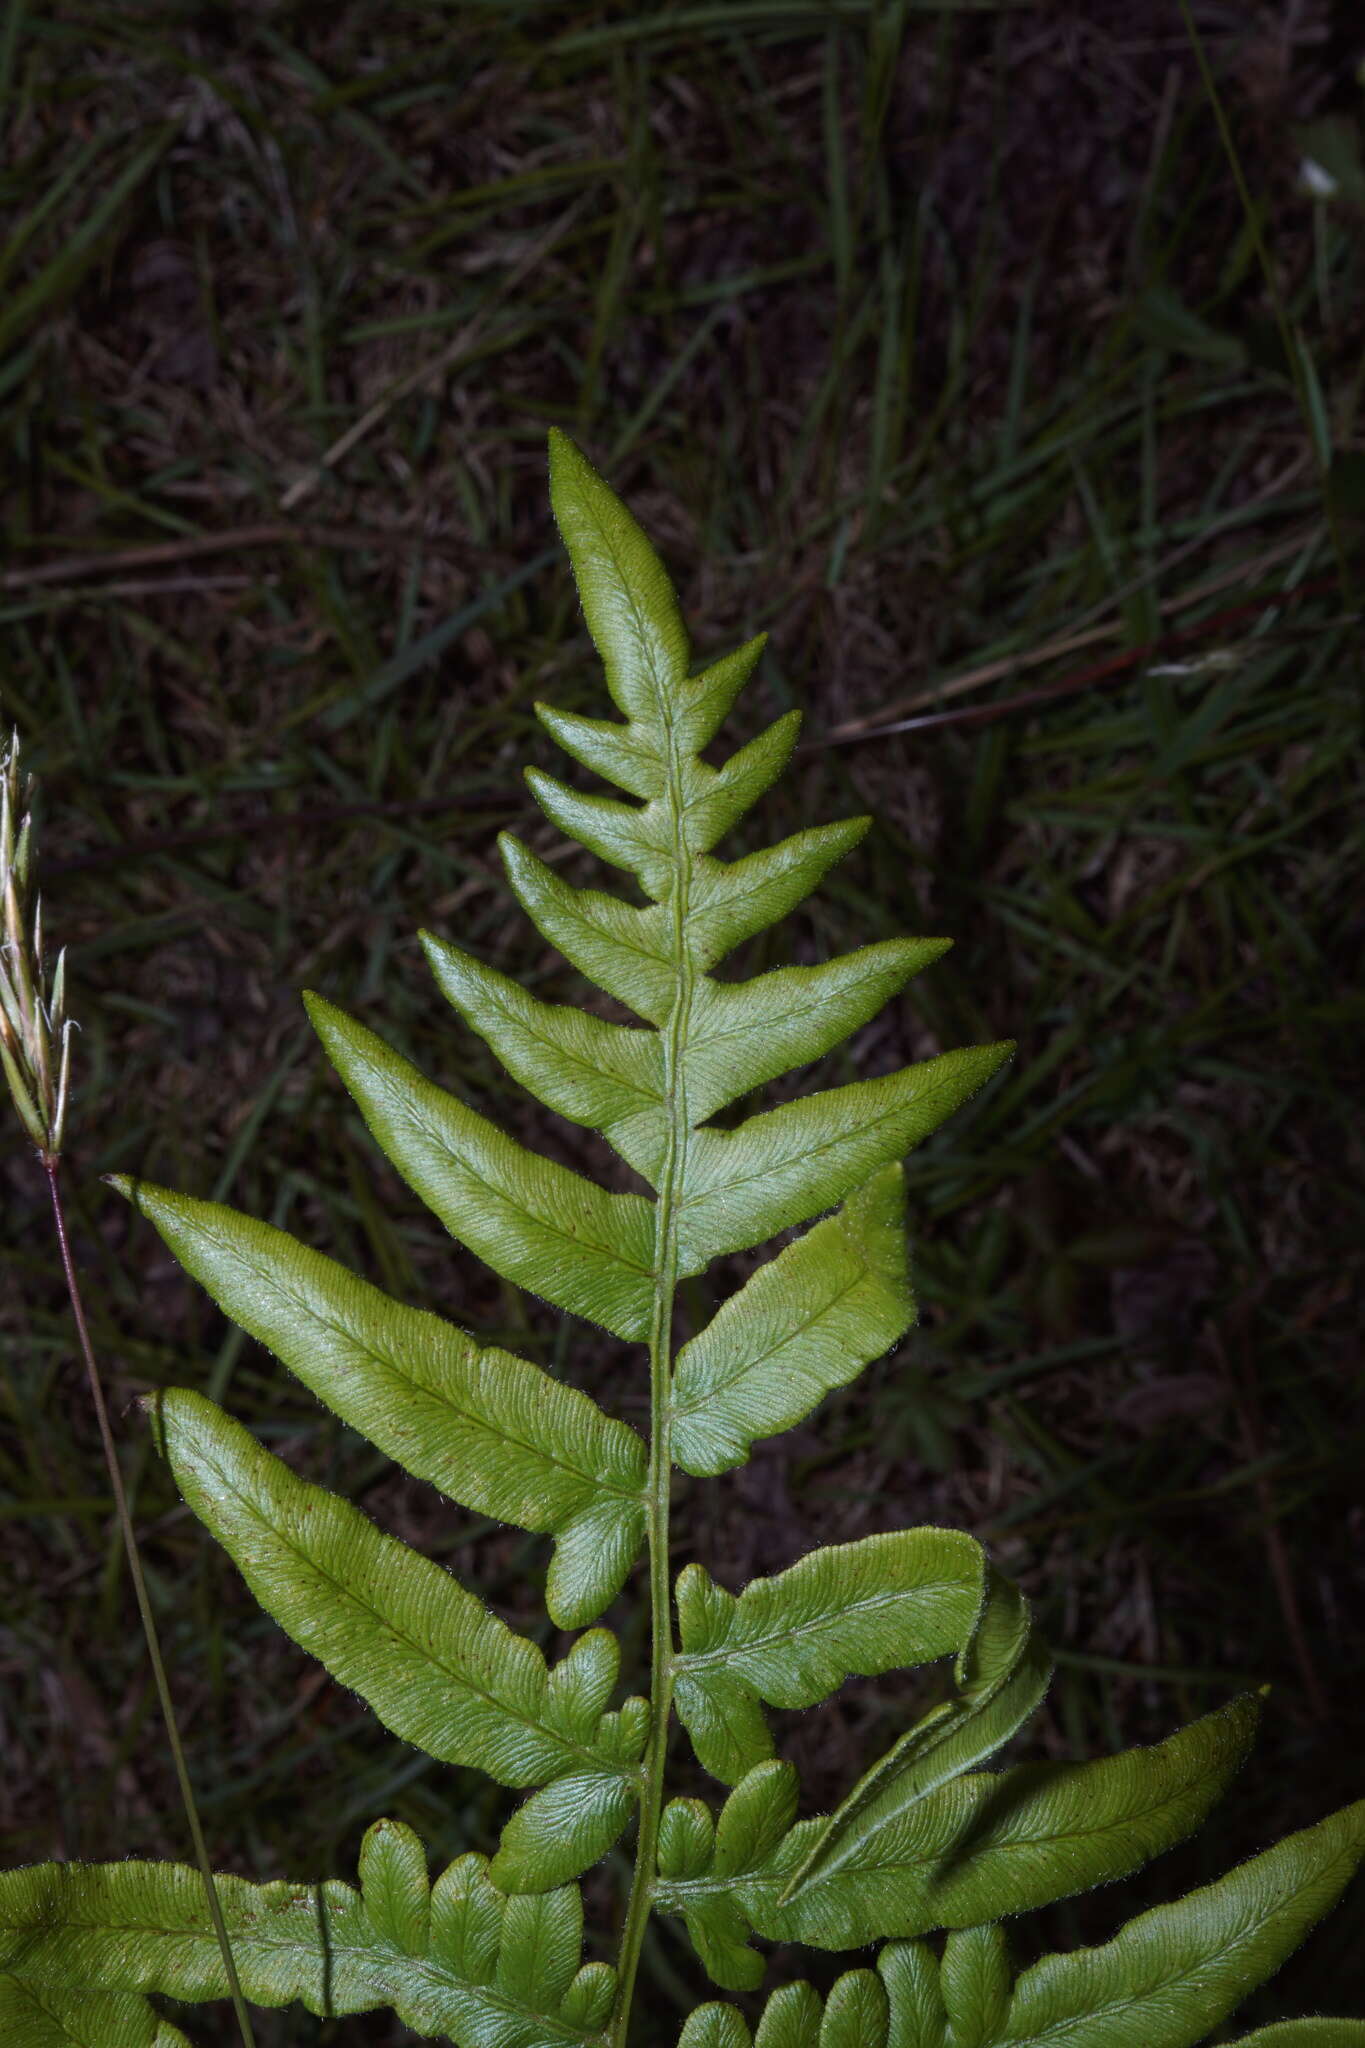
300,988 -> 336,1030
547,426 -> 592,487
496,828 -> 530,873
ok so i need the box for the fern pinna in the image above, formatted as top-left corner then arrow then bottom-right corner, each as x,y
3,434 -> 1360,2048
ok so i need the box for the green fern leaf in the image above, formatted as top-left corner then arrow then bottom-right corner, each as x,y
668,1165 -> 913,1476
659,1764 -> 800,1992
878,1939 -> 947,2048
752,1982 -> 827,2048
679,938 -> 948,1122
674,1044 -> 1009,1272
676,1800 -> 1365,2043
421,930 -> 668,1184
672,1529 -> 1047,1787
773,1560 -> 1049,1901
149,1386 -> 645,1879
360,1817 -> 433,1958
0,1983 -> 192,2048
991,1799 -> 1365,2048
678,2008 -> 754,2048
669,817 -> 875,970
489,1770 -> 641,1895
753,1693 -> 1261,1947
657,1695 -> 1261,1968
115,1178 -> 646,1628
0,1828 -> 615,2046
941,1925 -> 1011,2048
305,990 -> 657,1340
496,829 -> 679,1023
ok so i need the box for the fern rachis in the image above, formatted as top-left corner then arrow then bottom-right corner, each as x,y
1,434 -> 1360,2048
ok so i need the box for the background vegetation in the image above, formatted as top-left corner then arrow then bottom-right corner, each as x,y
2,1 -> 1362,2039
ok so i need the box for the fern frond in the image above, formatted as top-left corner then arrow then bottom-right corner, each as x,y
657,1695 -> 1262,1970
994,1797 -> 1365,2047
7,431 -> 1348,2048
0,1826 -> 615,2047
678,939 -> 948,1126
673,1045 -> 1008,1271
497,831 -> 680,1024
675,1798 -> 1365,2045
421,931 -> 668,1185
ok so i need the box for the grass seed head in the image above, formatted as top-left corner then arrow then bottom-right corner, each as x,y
0,730 -> 72,1162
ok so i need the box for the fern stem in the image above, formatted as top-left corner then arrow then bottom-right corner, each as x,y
609,694 -> 697,2047
44,1160 -> 259,2048
609,1289 -> 677,2045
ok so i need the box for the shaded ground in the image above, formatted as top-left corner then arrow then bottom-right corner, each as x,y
1,1 -> 1363,2039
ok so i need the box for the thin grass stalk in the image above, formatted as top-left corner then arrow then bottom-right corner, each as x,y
43,1162 -> 259,2048
1,727 -> 257,2048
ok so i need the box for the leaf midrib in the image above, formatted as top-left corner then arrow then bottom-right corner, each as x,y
574,453 -> 694,2048
841,1765 -> 1220,1874
778,1763 -> 1225,1888
676,1577 -> 967,1674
